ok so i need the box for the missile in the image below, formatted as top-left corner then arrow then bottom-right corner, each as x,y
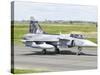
38,43 -> 54,49
31,42 -> 54,49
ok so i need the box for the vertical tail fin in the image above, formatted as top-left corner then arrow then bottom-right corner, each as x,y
29,20 -> 44,34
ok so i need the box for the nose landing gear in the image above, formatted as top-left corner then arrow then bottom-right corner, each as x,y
76,46 -> 82,55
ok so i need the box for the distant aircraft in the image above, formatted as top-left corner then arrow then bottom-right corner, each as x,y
21,17 -> 97,55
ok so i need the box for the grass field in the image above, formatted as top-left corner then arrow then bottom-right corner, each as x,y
12,23 -> 97,45
12,68 -> 48,74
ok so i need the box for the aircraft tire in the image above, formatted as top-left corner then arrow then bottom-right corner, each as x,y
55,48 -> 60,54
42,49 -> 47,54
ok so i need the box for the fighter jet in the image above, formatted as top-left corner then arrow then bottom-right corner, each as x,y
21,18 -> 97,55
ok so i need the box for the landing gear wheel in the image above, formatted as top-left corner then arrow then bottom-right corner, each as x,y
42,49 -> 47,55
55,48 -> 60,54
76,46 -> 82,55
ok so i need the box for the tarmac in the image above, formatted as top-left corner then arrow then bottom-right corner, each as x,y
14,45 -> 97,72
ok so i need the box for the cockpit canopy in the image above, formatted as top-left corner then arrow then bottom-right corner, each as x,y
70,34 -> 84,39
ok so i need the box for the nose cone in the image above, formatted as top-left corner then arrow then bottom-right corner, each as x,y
75,39 -> 97,47
81,39 -> 97,47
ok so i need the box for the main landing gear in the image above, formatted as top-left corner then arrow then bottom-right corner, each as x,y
55,47 -> 60,54
41,49 -> 47,54
41,46 -> 60,55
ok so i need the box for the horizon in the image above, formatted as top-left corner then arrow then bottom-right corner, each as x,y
13,1 -> 98,22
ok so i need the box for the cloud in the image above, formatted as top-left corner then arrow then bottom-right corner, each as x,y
14,1 -> 97,22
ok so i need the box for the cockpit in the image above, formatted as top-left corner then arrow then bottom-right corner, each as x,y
70,34 -> 84,39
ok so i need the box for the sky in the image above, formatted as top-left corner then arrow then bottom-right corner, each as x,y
14,1 -> 98,22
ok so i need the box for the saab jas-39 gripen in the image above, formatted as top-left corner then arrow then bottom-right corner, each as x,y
21,18 -> 97,55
